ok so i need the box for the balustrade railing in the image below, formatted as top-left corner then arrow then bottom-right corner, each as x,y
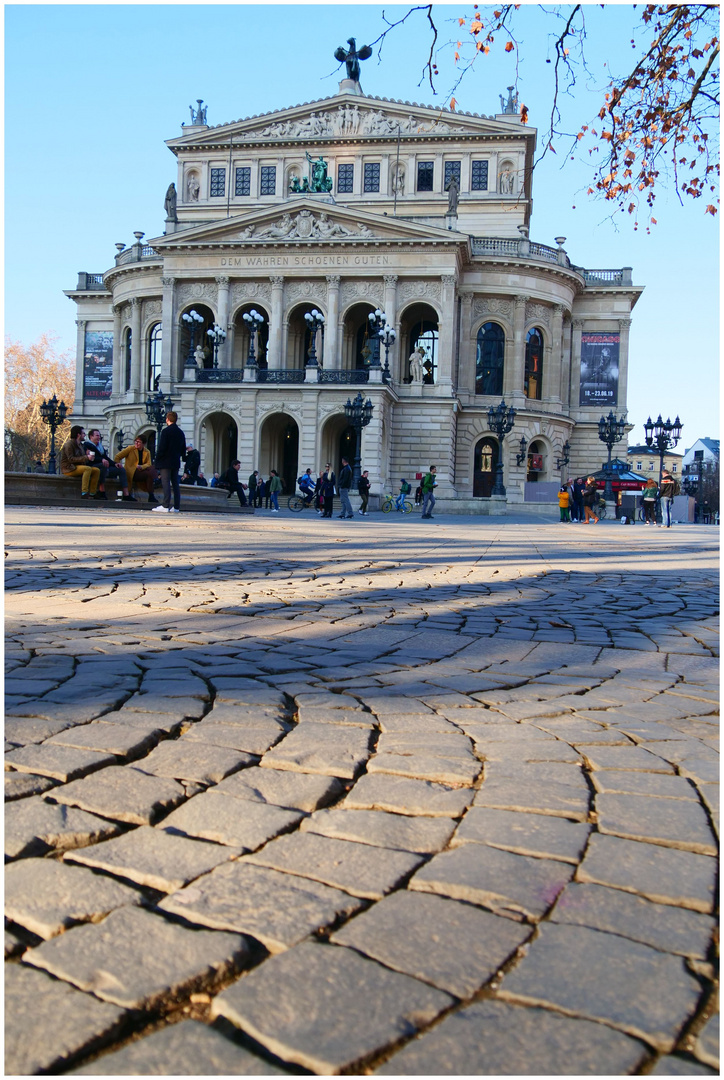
471,237 -> 631,285
196,369 -> 244,382
194,367 -> 371,385
257,369 -> 306,383
318,369 -> 369,384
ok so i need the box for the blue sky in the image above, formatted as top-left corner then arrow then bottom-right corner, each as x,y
5,3 -> 719,446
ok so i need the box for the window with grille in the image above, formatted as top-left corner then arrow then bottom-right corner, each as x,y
337,163 -> 354,193
471,160 -> 489,190
235,167 -> 251,196
124,328 -> 132,391
210,168 -> 226,197
417,161 -> 434,191
363,163 -> 380,192
260,166 -> 276,195
444,161 -> 461,187
475,322 -> 505,395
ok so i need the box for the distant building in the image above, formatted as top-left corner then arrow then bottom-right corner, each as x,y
682,438 -> 720,475
65,56 -> 642,508
628,444 -> 683,475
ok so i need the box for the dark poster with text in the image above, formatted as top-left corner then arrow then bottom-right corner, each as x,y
83,331 -> 113,400
579,332 -> 619,406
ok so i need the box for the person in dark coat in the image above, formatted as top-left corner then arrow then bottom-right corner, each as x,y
224,460 -> 248,506
571,477 -> 585,523
320,463 -> 336,518
153,411 -> 186,513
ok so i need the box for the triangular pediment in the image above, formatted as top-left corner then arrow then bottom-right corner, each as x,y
167,93 -> 532,151
150,201 -> 465,250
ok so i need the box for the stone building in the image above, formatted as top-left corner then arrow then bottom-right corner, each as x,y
66,63 -> 642,508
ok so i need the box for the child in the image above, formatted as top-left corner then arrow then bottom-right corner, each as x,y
396,478 -> 412,510
558,485 -> 571,522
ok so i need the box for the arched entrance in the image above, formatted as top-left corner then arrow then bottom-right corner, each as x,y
399,303 -> 439,383
287,304 -> 326,369
179,303 -> 215,373
527,439 -> 546,482
259,413 -> 299,496
473,436 -> 499,498
232,304 -> 269,368
342,303 -> 380,370
201,412 -> 238,476
321,411 -> 359,474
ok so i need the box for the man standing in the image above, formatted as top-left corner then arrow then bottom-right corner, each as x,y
153,411 -> 186,513
337,457 -> 354,519
659,470 -> 678,528
84,429 -> 133,502
320,464 -> 336,518
248,470 -> 259,505
116,435 -> 158,503
421,465 -> 437,519
224,460 -> 248,507
358,469 -> 370,515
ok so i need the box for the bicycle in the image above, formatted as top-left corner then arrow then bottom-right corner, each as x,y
288,494 -> 317,512
597,500 -> 607,520
382,493 -> 413,514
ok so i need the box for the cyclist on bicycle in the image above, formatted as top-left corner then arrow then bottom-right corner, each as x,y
298,468 -> 316,506
396,479 -> 412,511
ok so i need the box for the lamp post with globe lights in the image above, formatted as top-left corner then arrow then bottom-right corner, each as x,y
487,400 -> 516,497
367,309 -> 388,370
303,310 -> 325,368
206,324 -> 227,370
145,390 -> 174,437
343,392 -> 374,487
598,411 -> 627,502
40,395 -> 68,474
182,310 -> 204,368
644,414 -> 683,486
242,310 -> 264,369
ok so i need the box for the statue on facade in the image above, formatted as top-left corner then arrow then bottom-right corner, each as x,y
409,346 -> 425,383
499,86 -> 518,114
334,37 -> 372,83
391,163 -> 405,195
306,152 -> 333,193
187,174 -> 200,201
499,169 -> 514,194
188,99 -> 207,125
164,183 -> 178,221
446,175 -> 460,214
194,345 -> 206,367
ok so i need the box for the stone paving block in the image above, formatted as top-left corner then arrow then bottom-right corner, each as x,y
596,792 -> 717,855
4,962 -> 127,1076
551,882 -> 716,959
5,796 -> 123,860
665,656 -> 719,683
65,825 -> 242,892
136,740 -> 255,784
498,922 -> 701,1051
210,941 -> 453,1073
212,687 -> 288,707
44,721 -> 162,759
367,751 -> 481,786
5,857 -> 142,939
377,713 -> 462,734
485,699 -> 576,720
5,715 -> 77,745
452,806 -> 590,863
301,807 -> 456,853
484,759 -> 589,787
159,861 -> 364,953
650,1055 -> 718,1075
364,696 -> 434,716
678,757 -> 720,784
246,831 -> 423,900
121,694 -> 206,718
375,731 -> 475,761
297,706 -> 376,729
49,765 -> 187,825
591,769 -> 699,800
5,769 -> 60,801
581,745 -> 676,773
5,744 -> 117,782
70,1019 -> 287,1075
375,997 -> 647,1075
576,833 -> 716,913
260,723 -> 371,779
332,889 -> 530,998
473,777 -> 590,821
205,702 -> 289,726
694,1010 -> 719,1069
182,718 -> 287,755
410,843 -> 574,920
140,677 -> 210,700
161,790 -> 303,850
5,927 -> 26,957
214,765 -> 343,811
475,737 -> 583,762
24,905 -> 249,1009
344,773 -> 472,818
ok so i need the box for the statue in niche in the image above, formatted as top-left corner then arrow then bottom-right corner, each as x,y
409,346 -> 425,383
187,174 -> 200,201
499,169 -> 515,194
446,175 -> 460,214
334,37 -> 372,82
164,183 -> 177,221
306,152 -> 333,193
194,345 -> 206,367
391,163 -> 405,196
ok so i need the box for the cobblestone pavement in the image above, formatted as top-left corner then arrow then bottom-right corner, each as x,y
4,507 -> 719,1076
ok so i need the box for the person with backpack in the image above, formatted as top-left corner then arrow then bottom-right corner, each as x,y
337,457 -> 353,519
358,469 -> 370,515
642,478 -> 659,525
395,478 -> 412,511
421,466 -> 437,519
298,468 -> 316,506
659,470 -> 679,528
557,485 -> 571,523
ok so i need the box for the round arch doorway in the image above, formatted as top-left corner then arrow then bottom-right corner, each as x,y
202,413 -> 238,477
320,412 -> 358,476
259,413 -> 299,497
473,436 -> 499,498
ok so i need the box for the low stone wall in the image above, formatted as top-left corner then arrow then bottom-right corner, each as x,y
4,473 -> 254,514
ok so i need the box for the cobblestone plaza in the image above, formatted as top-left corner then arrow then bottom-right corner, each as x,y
4,508 -> 719,1075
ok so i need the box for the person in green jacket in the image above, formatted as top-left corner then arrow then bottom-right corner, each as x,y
269,469 -> 282,512
421,465 -> 437,519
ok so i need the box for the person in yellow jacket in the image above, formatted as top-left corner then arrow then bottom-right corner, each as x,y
558,485 -> 571,523
115,435 -> 159,503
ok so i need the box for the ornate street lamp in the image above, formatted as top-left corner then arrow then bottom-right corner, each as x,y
555,439 -> 571,474
145,389 -> 174,435
303,309 -> 325,368
242,310 -> 264,368
343,392 -> 374,487
367,309 -> 387,369
487,399 -> 516,497
644,413 -> 683,485
515,435 -> 528,468
206,323 -> 227,370
378,321 -> 396,384
115,428 -> 126,454
598,410 -> 627,501
39,394 -> 68,474
182,309 -> 204,367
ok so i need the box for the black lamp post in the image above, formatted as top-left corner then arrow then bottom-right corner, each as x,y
378,321 -> 396,384
206,323 -> 227,369
145,389 -> 174,435
115,428 -> 126,454
343,392 -> 374,487
182,309 -> 204,366
40,395 -> 68,474
644,413 -> 683,485
242,310 -> 264,368
367,309 -> 387,369
303,309 -> 325,368
598,411 -> 627,501
555,439 -> 571,476
487,399 -> 516,496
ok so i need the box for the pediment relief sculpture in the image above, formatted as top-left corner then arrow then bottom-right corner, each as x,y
242,105 -> 470,141
241,210 -> 375,242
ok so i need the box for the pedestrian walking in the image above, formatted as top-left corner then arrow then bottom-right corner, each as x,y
582,476 -> 600,524
152,411 -> 186,513
337,457 -> 354,519
571,477 -> 585,523
421,465 -> 437,519
320,464 -> 335,517
557,485 -> 571,522
248,470 -> 259,505
269,469 -> 282,512
358,469 -> 370,515
642,478 -> 658,525
659,470 -> 678,528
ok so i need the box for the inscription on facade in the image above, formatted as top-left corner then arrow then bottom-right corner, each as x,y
219,254 -> 390,269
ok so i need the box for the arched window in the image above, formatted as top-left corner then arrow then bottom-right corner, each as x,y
124,328 -> 132,391
525,328 -> 543,400
148,324 -> 162,391
409,321 -> 438,384
475,322 -> 504,395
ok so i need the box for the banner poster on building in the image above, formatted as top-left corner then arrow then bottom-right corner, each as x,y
579,332 -> 619,406
83,331 -> 114,400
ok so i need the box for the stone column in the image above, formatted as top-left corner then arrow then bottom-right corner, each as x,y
458,292 -> 474,395
325,275 -> 340,368
560,316 -> 572,407
617,318 -> 632,414
269,276 -> 284,369
160,276 -> 176,389
510,294 -> 527,405
383,274 -> 398,378
74,319 -> 86,412
570,319 -> 584,409
216,276 -> 230,367
543,304 -> 563,404
437,275 -> 456,391
111,307 -> 123,402
130,298 -> 142,395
